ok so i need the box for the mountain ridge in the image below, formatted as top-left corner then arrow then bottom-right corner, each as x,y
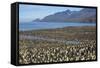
33,8 -> 96,23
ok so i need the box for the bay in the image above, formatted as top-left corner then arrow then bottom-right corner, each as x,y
19,22 -> 96,31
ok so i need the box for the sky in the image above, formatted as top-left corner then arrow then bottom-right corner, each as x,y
19,4 -> 83,23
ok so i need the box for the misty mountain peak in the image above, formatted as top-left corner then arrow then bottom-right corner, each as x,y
33,8 -> 96,22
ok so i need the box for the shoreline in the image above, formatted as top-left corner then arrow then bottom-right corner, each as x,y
19,26 -> 96,64
19,26 -> 96,32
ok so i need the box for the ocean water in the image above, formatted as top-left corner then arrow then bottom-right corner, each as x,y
19,22 -> 96,31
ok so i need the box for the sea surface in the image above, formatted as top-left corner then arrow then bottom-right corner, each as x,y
19,22 -> 96,31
